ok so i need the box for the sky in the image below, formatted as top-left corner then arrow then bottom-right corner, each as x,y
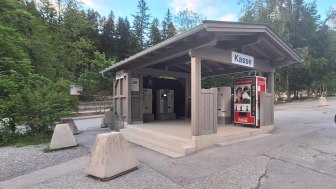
80,0 -> 335,23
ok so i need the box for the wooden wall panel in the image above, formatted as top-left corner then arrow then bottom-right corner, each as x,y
197,88 -> 217,135
260,92 -> 274,126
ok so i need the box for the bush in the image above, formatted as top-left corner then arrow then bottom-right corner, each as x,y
0,68 -> 74,136
0,118 -> 15,146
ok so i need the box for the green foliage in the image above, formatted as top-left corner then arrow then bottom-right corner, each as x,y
12,131 -> 52,147
148,18 -> 162,46
115,17 -> 136,60
162,9 -> 176,40
239,0 -> 335,99
174,9 -> 206,32
78,52 -> 114,97
132,0 -> 151,50
100,11 -> 116,59
0,118 -> 15,146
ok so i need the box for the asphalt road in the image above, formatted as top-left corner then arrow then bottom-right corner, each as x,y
30,97 -> 336,188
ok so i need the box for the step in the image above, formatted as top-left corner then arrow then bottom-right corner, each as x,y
217,125 -> 274,144
125,125 -> 192,144
120,127 -> 195,158
217,133 -> 272,146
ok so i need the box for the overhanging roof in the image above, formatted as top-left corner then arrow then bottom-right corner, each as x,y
100,20 -> 301,75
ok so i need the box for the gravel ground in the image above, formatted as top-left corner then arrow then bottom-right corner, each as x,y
0,144 -> 88,182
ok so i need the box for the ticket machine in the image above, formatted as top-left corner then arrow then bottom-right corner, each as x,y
143,88 -> 154,122
216,87 -> 232,124
156,89 -> 176,120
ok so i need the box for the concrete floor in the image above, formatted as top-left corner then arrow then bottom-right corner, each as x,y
127,119 -> 272,140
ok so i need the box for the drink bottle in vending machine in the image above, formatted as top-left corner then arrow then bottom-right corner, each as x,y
233,76 -> 266,127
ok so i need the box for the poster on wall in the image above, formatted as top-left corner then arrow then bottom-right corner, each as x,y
131,78 -> 139,91
234,83 -> 252,113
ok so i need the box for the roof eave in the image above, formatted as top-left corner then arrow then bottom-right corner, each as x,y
100,24 -> 207,74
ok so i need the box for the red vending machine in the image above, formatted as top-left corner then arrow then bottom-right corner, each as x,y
233,76 -> 266,127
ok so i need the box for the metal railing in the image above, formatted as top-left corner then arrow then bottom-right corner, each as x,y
78,100 -> 113,113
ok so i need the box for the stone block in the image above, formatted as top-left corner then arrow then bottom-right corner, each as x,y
85,132 -> 139,180
101,111 -> 115,129
63,118 -> 79,134
50,124 -> 77,150
319,97 -> 328,106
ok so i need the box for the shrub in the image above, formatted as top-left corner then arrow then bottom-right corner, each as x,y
0,118 -> 14,146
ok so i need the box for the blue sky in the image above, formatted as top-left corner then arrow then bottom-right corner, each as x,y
80,0 -> 335,22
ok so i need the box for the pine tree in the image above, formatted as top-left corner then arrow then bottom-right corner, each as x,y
101,11 -> 116,58
162,9 -> 176,40
149,18 -> 162,46
115,17 -> 135,60
132,0 -> 151,51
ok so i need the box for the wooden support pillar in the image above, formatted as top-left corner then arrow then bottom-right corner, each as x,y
267,72 -> 275,124
267,72 -> 275,94
185,76 -> 190,119
191,56 -> 201,136
126,71 -> 131,124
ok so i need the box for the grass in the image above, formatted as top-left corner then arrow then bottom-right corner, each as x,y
0,132 -> 52,148
43,144 -> 79,153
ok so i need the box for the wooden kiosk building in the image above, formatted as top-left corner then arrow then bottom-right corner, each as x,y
100,21 -> 301,157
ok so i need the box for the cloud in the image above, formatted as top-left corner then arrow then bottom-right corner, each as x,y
169,0 -> 228,19
219,13 -> 238,21
80,0 -> 98,9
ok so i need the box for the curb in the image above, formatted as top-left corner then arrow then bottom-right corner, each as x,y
66,114 -> 105,120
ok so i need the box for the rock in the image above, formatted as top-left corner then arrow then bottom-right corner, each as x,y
63,118 -> 79,134
49,124 -> 77,150
85,132 -> 139,180
319,97 -> 328,106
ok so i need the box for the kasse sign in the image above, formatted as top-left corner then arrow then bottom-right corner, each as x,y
231,51 -> 254,68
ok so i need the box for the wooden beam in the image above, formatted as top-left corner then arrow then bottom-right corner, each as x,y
259,35 -> 286,57
216,34 -> 261,50
136,68 -> 190,78
190,47 -> 275,73
173,64 -> 191,73
131,36 -> 217,70
201,63 -> 213,72
202,67 -> 250,77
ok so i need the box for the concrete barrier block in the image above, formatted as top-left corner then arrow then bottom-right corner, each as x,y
50,124 -> 77,150
319,97 -> 328,106
100,117 -> 107,128
101,111 -> 115,128
85,132 -> 139,180
63,118 -> 79,134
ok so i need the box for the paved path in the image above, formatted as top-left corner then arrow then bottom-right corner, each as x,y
0,156 -> 88,189
1,97 -> 336,188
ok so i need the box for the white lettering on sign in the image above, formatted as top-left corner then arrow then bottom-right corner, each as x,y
238,117 -> 248,123
115,70 -> 124,80
231,51 -> 254,68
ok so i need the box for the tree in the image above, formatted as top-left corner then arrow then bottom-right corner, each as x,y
174,9 -> 205,32
239,0 -> 323,100
326,6 -> 336,28
115,17 -> 136,60
100,11 -> 116,59
162,9 -> 176,39
78,52 -> 114,97
148,18 -> 162,46
0,0 -> 74,137
132,0 -> 151,50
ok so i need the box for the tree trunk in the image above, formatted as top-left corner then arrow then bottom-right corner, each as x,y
286,71 -> 291,101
